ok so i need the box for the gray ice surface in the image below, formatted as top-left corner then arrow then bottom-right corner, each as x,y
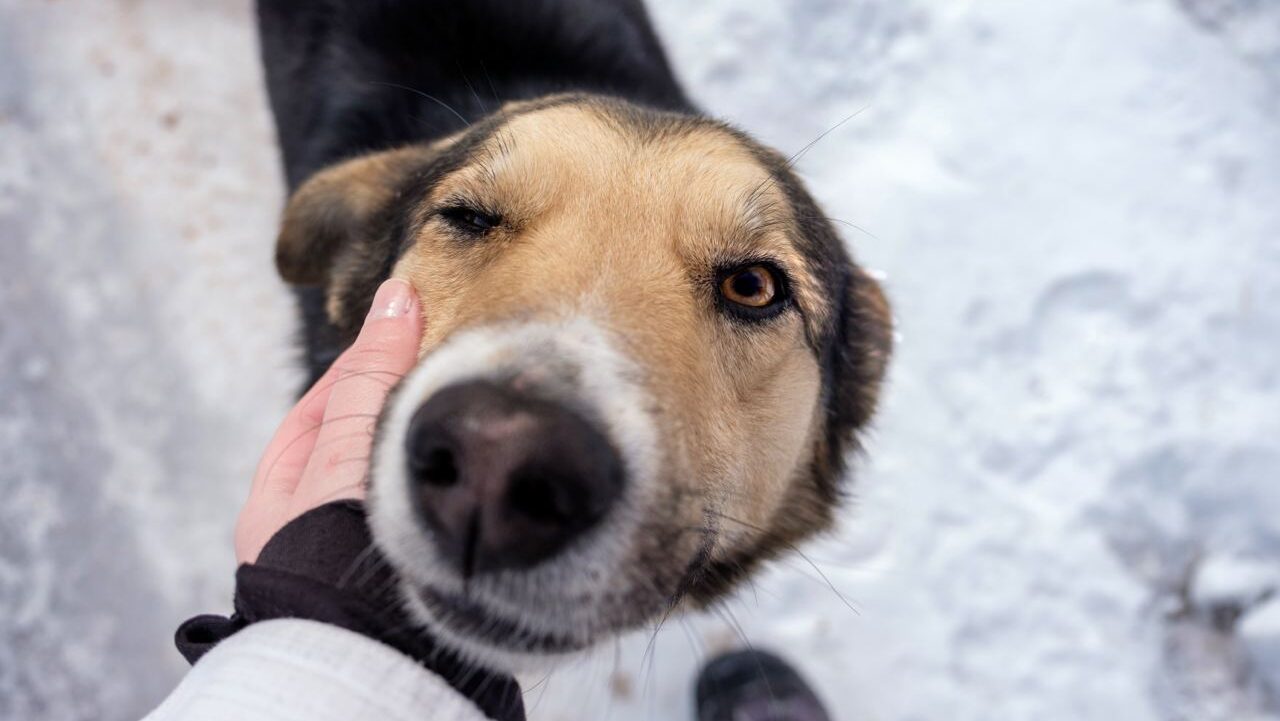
2,1 -> 1278,720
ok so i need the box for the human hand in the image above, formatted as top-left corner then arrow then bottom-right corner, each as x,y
234,279 -> 422,564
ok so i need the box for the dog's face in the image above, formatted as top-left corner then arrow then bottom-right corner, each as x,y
276,96 -> 891,669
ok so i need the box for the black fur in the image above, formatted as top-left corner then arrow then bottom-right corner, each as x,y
256,0 -> 692,383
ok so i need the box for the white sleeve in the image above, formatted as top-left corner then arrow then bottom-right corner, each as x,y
143,618 -> 493,721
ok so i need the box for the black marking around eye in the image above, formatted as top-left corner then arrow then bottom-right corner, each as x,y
438,203 -> 501,236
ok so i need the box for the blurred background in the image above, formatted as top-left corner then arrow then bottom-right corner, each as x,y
2,1 -> 1278,719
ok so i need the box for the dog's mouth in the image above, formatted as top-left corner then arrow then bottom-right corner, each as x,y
369,319 -> 674,667
410,584 -> 588,655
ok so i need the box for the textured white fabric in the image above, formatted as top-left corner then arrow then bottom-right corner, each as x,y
143,619 -> 490,721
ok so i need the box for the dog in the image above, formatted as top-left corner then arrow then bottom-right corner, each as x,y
256,0 -> 892,671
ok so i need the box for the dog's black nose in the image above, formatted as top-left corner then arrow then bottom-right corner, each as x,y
404,380 -> 624,576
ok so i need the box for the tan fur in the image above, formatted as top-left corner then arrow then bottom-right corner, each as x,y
277,145 -> 438,287
277,99 -> 892,627
373,106 -> 827,564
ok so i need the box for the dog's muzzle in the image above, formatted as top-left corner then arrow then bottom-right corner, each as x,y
368,317 -> 660,665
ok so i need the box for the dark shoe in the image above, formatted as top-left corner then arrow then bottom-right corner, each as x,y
695,648 -> 832,721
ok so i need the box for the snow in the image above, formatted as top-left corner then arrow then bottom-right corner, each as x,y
1,1 -> 1277,720
1191,555 -> 1278,612
1243,600 -> 1280,699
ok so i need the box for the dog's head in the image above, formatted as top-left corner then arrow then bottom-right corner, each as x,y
276,95 -> 891,669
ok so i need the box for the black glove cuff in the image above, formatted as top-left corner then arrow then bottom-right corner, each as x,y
174,501 -> 524,721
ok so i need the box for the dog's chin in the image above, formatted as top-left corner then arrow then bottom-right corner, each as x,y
399,579 -> 601,672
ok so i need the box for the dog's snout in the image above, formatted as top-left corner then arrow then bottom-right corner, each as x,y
404,380 -> 624,576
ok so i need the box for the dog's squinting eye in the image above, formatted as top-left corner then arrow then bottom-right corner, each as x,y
720,265 -> 779,308
439,205 -> 501,234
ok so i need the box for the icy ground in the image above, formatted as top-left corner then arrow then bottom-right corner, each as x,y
1,1 -> 1278,720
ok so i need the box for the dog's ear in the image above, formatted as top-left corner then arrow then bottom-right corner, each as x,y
275,144 -> 440,286
823,267 -> 893,473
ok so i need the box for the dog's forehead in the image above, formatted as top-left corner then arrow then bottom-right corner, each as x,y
447,103 -> 775,208
419,101 -> 836,333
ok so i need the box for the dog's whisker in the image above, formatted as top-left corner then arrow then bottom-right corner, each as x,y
677,615 -> 707,676
318,456 -> 372,469
520,668 -> 554,696
710,601 -> 786,714
739,105 -> 871,220
477,59 -> 502,111
335,542 -> 381,590
455,63 -> 491,117
467,667 -> 499,708
306,429 -> 381,456
706,509 -> 863,618
256,411 -> 383,486
783,104 -> 871,170
320,367 -> 407,389
528,652 -> 562,717
789,210 -> 882,242
639,585 -> 677,695
367,80 -> 472,128
408,113 -> 454,136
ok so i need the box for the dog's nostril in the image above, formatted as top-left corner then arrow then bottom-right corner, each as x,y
409,445 -> 459,487
507,470 -> 576,525
403,380 -> 626,574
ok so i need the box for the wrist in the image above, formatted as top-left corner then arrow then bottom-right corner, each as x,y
176,501 -> 524,721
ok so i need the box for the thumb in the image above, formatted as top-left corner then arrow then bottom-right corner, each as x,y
348,277 -> 423,363
295,278 -> 422,507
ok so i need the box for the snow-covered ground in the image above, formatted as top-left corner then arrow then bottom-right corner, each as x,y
1,1 -> 1277,720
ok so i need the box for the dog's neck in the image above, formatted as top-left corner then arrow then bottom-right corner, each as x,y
257,0 -> 693,192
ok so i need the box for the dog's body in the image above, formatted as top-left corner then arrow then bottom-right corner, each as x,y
256,0 -> 891,670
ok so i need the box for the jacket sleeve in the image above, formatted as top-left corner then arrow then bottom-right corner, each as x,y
168,501 -> 524,720
145,618 -> 494,721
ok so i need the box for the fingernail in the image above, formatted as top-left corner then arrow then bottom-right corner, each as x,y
369,279 -> 414,319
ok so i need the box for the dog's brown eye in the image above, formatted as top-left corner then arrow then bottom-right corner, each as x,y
720,265 -> 778,308
440,205 -> 500,234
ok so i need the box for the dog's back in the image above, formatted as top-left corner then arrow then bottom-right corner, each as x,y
257,0 -> 689,191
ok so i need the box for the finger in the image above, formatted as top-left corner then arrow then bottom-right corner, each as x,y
248,352 -> 344,500
296,278 -> 422,507
238,358 -> 351,564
